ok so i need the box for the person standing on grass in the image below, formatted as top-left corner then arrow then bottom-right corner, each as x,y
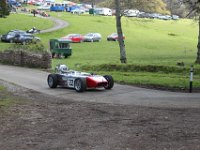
33,9 -> 36,17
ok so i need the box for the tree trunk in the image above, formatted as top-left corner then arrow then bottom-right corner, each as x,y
115,0 -> 127,64
92,0 -> 95,16
196,15 -> 200,64
0,0 -> 10,17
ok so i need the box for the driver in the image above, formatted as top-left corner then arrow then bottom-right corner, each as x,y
59,64 -> 69,74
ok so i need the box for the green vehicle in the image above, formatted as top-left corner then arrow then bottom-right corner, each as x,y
49,39 -> 72,58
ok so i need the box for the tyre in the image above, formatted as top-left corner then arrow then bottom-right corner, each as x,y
22,41 -> 26,45
74,78 -> 86,92
64,54 -> 68,58
52,52 -> 55,58
36,39 -> 40,44
9,39 -> 14,43
22,40 -> 29,45
47,74 -> 58,88
27,40 -> 31,44
103,75 -> 114,89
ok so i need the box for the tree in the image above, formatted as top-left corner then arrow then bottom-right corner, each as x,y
100,0 -> 169,14
163,0 -> 188,17
182,0 -> 200,63
114,0 -> 169,64
115,0 -> 127,63
0,0 -> 10,18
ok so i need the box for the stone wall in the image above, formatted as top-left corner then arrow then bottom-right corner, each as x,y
0,50 -> 51,69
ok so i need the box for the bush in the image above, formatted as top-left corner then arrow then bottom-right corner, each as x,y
10,43 -> 48,53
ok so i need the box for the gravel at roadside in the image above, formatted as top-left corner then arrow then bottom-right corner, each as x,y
0,80 -> 200,150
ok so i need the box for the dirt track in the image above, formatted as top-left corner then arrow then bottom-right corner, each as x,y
1,80 -> 200,150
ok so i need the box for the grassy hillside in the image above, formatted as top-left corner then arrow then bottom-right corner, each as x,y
0,12 -> 199,90
42,12 -> 198,67
0,13 -> 54,50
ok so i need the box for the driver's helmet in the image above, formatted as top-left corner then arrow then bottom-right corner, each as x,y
33,27 -> 36,30
59,64 -> 68,73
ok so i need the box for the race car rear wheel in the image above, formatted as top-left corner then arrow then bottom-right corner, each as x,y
47,74 -> 58,88
74,78 -> 86,92
103,75 -> 114,89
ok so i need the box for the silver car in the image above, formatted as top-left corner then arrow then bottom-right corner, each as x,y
83,33 -> 102,42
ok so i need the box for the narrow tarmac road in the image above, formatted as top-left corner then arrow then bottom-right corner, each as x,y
40,16 -> 69,33
0,64 -> 200,108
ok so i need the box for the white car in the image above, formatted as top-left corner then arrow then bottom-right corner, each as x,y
172,15 -> 180,20
37,5 -> 50,10
158,15 -> 172,20
71,9 -> 85,14
83,33 -> 102,42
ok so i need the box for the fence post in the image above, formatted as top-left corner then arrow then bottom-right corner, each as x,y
189,65 -> 194,93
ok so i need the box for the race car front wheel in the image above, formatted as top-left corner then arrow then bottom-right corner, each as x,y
48,74 -> 58,88
74,78 -> 86,92
104,75 -> 114,89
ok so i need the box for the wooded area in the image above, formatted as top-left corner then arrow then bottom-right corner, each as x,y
0,0 -> 10,17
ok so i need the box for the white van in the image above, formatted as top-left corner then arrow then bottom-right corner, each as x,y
95,8 -> 112,16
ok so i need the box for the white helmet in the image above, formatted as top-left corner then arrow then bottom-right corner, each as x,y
59,64 -> 68,73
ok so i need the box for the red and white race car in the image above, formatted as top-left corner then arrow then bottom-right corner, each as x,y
47,64 -> 114,92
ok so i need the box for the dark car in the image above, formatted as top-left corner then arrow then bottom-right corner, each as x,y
107,33 -> 125,41
1,30 -> 26,43
14,33 -> 40,45
83,33 -> 102,42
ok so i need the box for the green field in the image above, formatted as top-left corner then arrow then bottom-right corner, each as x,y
0,85 -> 20,109
0,13 -> 54,49
0,12 -> 199,90
38,12 -> 198,66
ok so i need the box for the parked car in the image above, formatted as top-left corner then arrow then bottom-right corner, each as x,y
124,9 -> 139,17
107,33 -> 125,41
14,33 -> 40,45
94,8 -> 112,16
138,12 -> 153,18
151,13 -> 162,19
61,34 -> 84,43
71,9 -> 85,14
8,0 -> 21,7
1,30 -> 26,43
37,5 -> 50,10
158,15 -> 172,20
83,33 -> 102,42
172,15 -> 180,20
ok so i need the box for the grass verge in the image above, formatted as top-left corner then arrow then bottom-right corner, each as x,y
0,85 -> 21,111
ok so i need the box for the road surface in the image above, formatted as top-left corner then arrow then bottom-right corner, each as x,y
40,16 -> 69,33
0,64 -> 200,108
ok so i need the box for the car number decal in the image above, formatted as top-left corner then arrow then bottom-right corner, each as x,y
67,78 -> 74,87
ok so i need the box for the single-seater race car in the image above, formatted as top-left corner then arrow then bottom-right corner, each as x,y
47,64 -> 114,92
